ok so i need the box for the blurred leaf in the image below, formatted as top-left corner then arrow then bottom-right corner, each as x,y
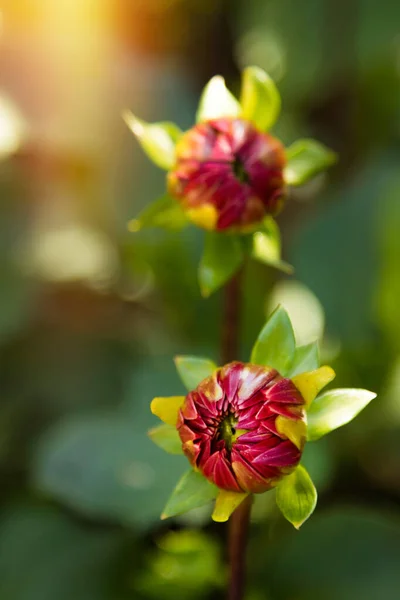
199,232 -> 244,297
174,356 -> 217,391
0,503 -> 130,600
250,306 -> 296,374
162,469 -> 218,519
33,413 -> 187,530
268,509 -> 400,600
287,342 -> 320,377
123,110 -> 181,170
307,388 -> 376,441
284,139 -> 337,186
251,218 -> 293,274
196,76 -> 240,122
276,465 -> 317,529
136,530 -> 222,599
240,66 -> 281,130
148,424 -> 183,454
129,194 -> 188,231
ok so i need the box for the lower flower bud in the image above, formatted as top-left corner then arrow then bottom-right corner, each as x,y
177,362 -> 306,493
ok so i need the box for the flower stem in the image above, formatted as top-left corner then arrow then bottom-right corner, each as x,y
220,268 -> 252,600
228,494 -> 253,600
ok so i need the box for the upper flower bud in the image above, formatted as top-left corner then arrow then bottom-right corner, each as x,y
167,119 -> 286,231
177,361 -> 306,493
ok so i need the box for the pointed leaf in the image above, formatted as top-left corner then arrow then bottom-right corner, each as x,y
150,396 -> 185,426
284,139 -> 337,186
287,342 -> 320,377
148,424 -> 183,455
196,76 -> 241,123
276,465 -> 317,529
307,388 -> 377,441
161,469 -> 218,519
199,233 -> 244,297
123,110 -> 181,170
250,306 -> 296,375
292,366 -> 335,408
240,66 -> 281,131
174,356 -> 217,391
212,490 -> 249,522
128,194 -> 188,232
251,218 -> 293,274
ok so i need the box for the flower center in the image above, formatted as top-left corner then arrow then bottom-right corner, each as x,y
232,156 -> 249,184
217,413 -> 238,451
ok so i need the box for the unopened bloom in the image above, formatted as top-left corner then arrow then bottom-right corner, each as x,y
168,119 -> 286,231
178,361 -> 305,493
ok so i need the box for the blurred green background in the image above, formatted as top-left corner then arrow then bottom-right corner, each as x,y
0,1 -> 399,599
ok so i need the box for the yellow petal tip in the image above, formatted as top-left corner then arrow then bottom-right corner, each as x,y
292,366 -> 336,407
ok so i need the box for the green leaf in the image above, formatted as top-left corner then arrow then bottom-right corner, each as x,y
307,388 -> 377,441
128,194 -> 188,232
240,66 -> 281,131
284,139 -> 337,186
196,75 -> 241,123
123,110 -> 181,170
250,305 -> 296,375
174,356 -> 217,391
199,232 -> 244,297
276,464 -> 317,529
251,218 -> 294,274
162,469 -> 218,519
287,341 -> 320,377
148,424 -> 183,455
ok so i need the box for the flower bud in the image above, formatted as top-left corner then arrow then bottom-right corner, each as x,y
177,361 -> 306,493
168,119 -> 286,231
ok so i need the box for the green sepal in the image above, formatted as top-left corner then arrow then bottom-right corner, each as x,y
123,110 -> 181,170
251,218 -> 294,274
161,469 -> 218,519
307,388 -> 377,441
250,305 -> 296,375
287,341 -> 320,377
129,194 -> 188,232
284,138 -> 337,186
275,464 -> 317,529
148,423 -> 183,455
199,232 -> 244,297
240,66 -> 281,131
174,356 -> 217,391
196,76 -> 241,123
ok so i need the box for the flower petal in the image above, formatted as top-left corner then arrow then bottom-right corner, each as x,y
123,110 -> 181,170
275,416 -> 307,450
212,489 -> 249,522
240,66 -> 281,131
292,366 -> 335,408
151,396 -> 185,426
196,75 -> 241,123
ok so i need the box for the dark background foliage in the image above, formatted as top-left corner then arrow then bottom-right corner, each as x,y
0,1 -> 399,598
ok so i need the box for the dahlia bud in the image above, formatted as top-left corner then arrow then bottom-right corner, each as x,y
167,119 -> 286,231
177,361 -> 306,494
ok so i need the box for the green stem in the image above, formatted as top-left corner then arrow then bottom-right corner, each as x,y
220,268 -> 252,600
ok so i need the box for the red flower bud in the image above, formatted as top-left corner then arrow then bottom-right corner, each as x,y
177,362 -> 306,493
168,119 -> 286,231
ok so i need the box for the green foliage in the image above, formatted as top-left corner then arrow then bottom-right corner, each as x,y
250,218 -> 293,274
307,388 -> 377,441
196,75 -> 241,122
276,464 -> 317,528
148,423 -> 183,454
162,469 -> 218,519
123,111 -> 181,170
198,232 -> 244,297
174,355 -> 217,390
250,305 -> 296,374
284,139 -> 337,186
287,341 -> 320,377
240,66 -> 281,131
130,194 -> 188,231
